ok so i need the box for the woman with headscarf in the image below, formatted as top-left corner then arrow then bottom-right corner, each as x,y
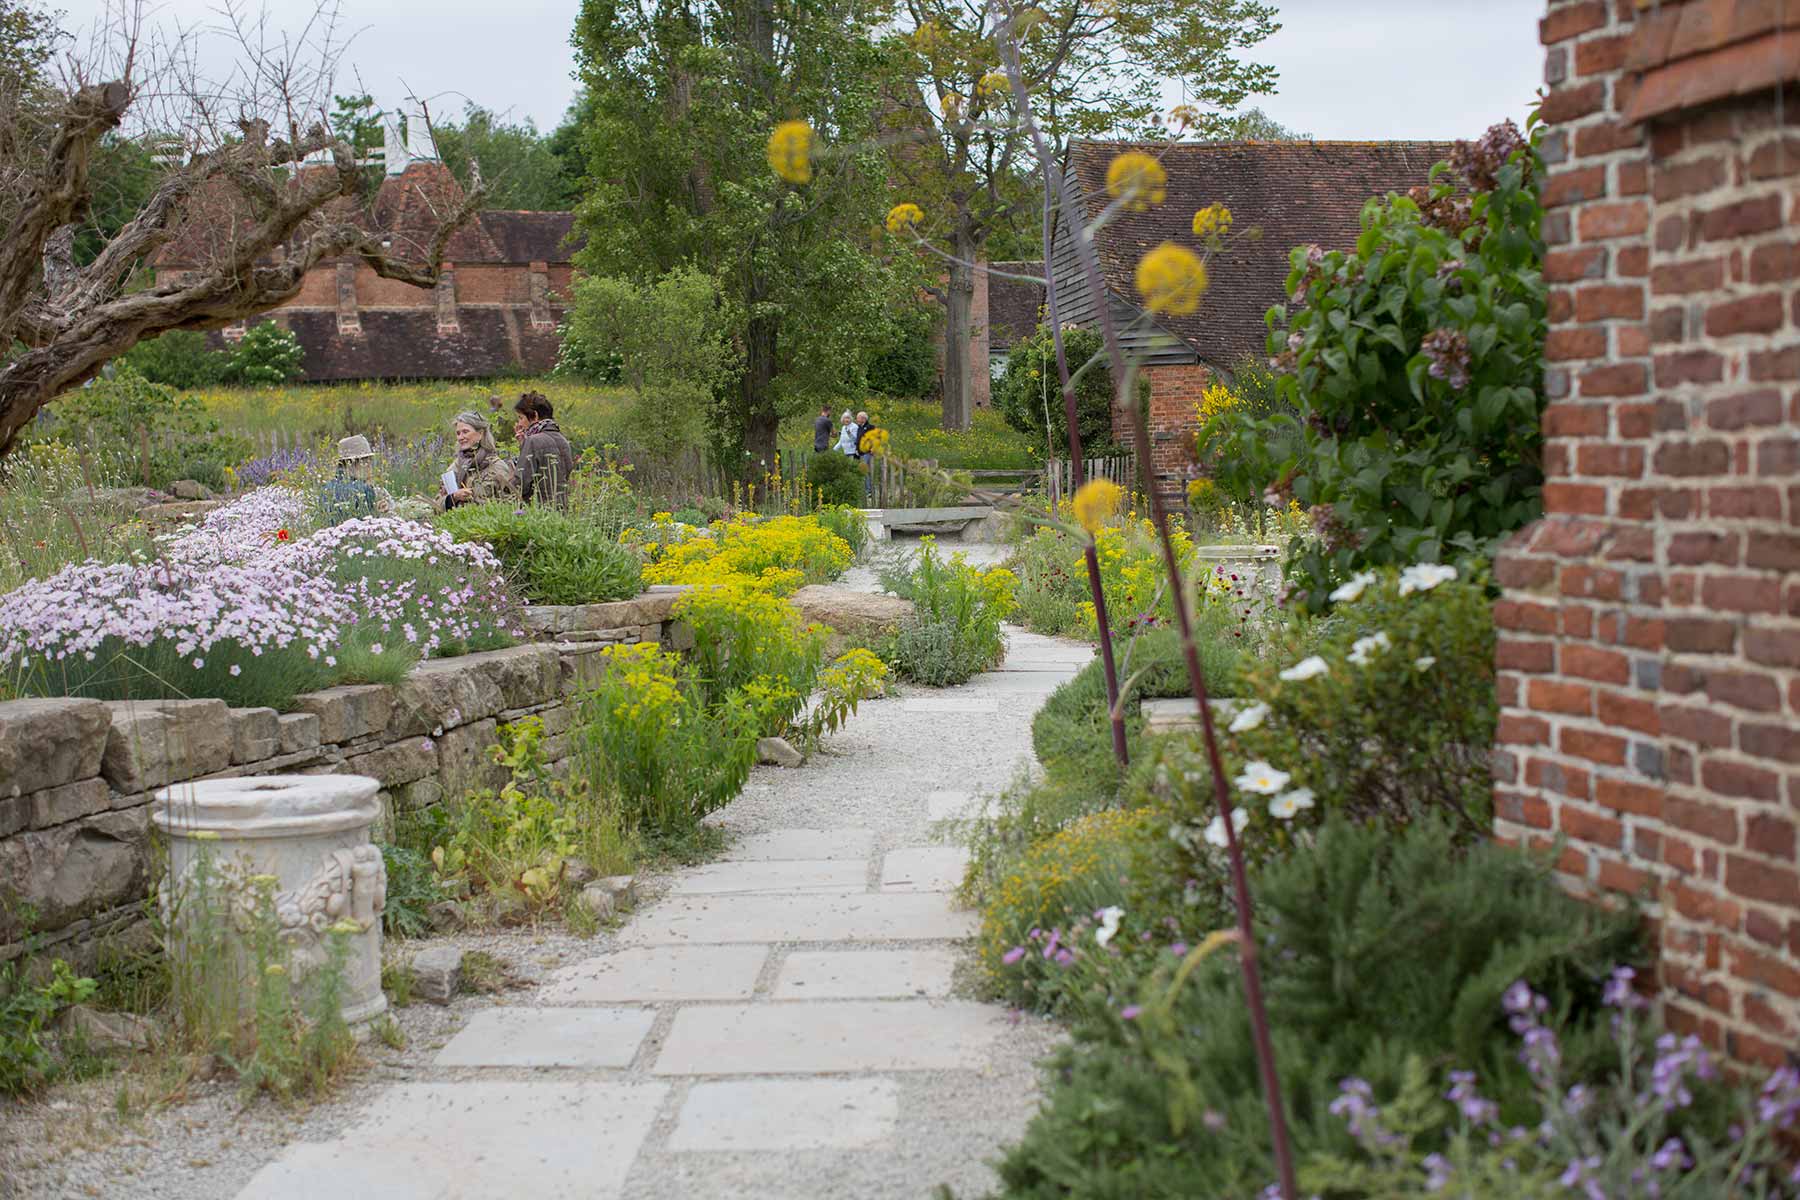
439,411 -> 517,510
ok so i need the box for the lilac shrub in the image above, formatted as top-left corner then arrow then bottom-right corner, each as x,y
1300,970 -> 1800,1198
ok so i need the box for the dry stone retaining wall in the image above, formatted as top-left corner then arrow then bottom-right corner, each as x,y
0,589 -> 686,969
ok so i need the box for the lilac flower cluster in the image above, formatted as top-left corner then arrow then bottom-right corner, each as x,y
1421,327 -> 1472,390
1450,118 -> 1530,194
234,446 -> 318,489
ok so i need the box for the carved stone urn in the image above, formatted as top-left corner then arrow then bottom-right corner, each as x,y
153,774 -> 388,1029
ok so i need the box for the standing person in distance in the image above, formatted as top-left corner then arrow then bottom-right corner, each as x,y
835,409 -> 858,456
813,404 -> 835,454
513,392 -> 575,509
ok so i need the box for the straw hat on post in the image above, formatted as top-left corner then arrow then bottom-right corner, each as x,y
337,435 -> 374,462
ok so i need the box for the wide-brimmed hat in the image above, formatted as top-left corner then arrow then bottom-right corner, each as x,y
337,435 -> 374,461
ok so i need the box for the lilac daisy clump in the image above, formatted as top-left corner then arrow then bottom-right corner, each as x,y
0,555 -> 350,709
165,485 -> 311,569
233,446 -> 318,490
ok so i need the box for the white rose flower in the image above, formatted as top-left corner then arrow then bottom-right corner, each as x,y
1228,702 -> 1270,733
1346,631 -> 1393,666
1279,656 -> 1329,682
1414,655 -> 1438,671
1269,788 -> 1316,820
1204,807 -> 1251,848
1328,571 -> 1378,604
1398,563 -> 1458,596
1234,760 -> 1291,795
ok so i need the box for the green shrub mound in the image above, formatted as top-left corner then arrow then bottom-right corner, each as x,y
805,451 -> 865,508
987,818 -> 1644,1200
438,501 -> 642,604
878,538 -> 1011,687
1032,626 -> 1243,794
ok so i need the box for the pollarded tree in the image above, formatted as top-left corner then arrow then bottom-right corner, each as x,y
881,0 -> 1281,431
0,1 -> 480,454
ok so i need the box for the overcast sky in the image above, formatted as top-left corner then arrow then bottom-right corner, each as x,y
77,0 -> 1546,140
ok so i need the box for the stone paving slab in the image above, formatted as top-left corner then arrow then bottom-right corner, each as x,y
433,1007 -> 656,1068
962,671 -> 1076,693
724,828 -> 878,861
237,1081 -> 668,1198
618,892 -> 976,946
669,859 -> 869,895
926,790 -> 993,822
539,945 -> 769,1004
772,949 -> 958,999
667,1078 -> 900,1151
880,847 -> 972,892
900,697 -> 1001,714
653,1000 -> 1004,1075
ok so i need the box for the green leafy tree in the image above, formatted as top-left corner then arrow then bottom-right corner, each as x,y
1212,105 -> 1308,141
562,267 -> 736,455
436,105 -> 581,211
880,0 -> 1280,431
571,0 -> 920,474
224,322 -> 305,385
1214,121 -> 1547,609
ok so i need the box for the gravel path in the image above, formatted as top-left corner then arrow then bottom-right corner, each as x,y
1,540 -> 1084,1200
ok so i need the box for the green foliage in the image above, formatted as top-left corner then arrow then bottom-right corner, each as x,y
0,957 -> 97,1097
806,450 -> 864,507
879,538 -> 1014,685
813,503 -> 869,558
571,0 -> 923,468
117,329 -> 229,389
1215,122 -> 1547,609
437,500 -> 643,604
378,844 -> 444,939
866,302 -> 941,398
435,104 -> 582,211
1032,623 -> 1243,795
223,322 -> 306,386
987,819 -> 1643,1200
560,268 -> 737,457
429,717 -> 637,922
571,644 -> 761,841
993,325 -> 1126,457
1135,566 -> 1498,872
34,366 -> 251,489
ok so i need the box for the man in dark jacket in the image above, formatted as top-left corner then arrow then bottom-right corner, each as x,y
513,392 -> 575,509
812,404 -> 834,453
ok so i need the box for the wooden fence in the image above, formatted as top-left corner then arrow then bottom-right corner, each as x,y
1043,454 -> 1136,504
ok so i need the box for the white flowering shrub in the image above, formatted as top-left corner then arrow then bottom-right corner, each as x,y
1131,563 -> 1495,871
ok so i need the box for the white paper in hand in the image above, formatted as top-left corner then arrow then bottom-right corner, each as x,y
441,467 -> 460,495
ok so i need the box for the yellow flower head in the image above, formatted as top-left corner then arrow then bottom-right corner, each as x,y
1197,381 -> 1241,423
1192,204 -> 1234,239
1071,478 -> 1123,535
885,203 -> 924,235
858,427 -> 890,455
941,92 -> 963,120
1135,243 -> 1208,316
767,120 -> 814,184
1106,151 -> 1167,211
1169,103 -> 1201,132
975,71 -> 1010,98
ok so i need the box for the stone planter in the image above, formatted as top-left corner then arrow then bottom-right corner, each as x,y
152,775 -> 387,1029
1194,544 -> 1283,597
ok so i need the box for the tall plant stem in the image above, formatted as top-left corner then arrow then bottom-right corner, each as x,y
991,12 -> 1296,1196
1038,163 -> 1128,767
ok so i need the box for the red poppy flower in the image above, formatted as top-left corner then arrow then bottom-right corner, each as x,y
275,529 -> 291,541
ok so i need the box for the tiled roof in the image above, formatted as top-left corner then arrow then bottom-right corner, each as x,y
986,261 -> 1044,352
231,309 -> 564,380
1063,139 -> 1455,367
155,162 -> 579,269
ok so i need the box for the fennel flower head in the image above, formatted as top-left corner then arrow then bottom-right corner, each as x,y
1106,151 -> 1167,211
1071,479 -> 1124,535
1135,243 -> 1208,316
767,120 -> 814,184
886,203 -> 924,235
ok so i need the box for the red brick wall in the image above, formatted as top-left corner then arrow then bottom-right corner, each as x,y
1495,0 -> 1800,1070
1113,362 -> 1209,500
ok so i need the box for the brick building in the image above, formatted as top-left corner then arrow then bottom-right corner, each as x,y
154,138 -> 578,381
1493,0 -> 1800,1070
1046,139 -> 1451,497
